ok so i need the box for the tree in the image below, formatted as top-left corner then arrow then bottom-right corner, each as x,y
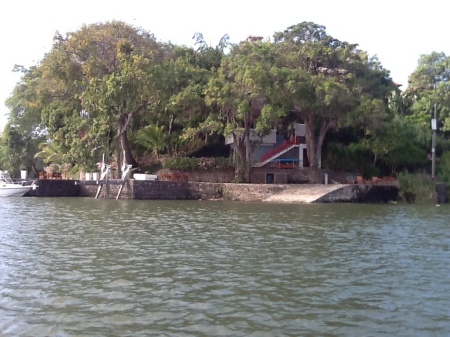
203,40 -> 283,182
135,124 -> 167,158
7,21 -> 163,174
145,43 -> 214,156
407,52 -> 450,131
364,114 -> 427,174
272,22 -> 394,168
4,65 -> 48,175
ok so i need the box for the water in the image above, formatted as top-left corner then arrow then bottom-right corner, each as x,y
1,198 -> 449,336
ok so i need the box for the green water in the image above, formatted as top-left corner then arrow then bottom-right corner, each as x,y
1,198 -> 449,336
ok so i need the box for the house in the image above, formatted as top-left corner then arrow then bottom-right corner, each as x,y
225,123 -> 309,169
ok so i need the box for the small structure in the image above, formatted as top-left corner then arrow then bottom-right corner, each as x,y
225,123 -> 308,170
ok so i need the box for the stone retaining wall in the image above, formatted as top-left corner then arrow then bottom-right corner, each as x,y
25,179 -> 398,203
133,181 -> 190,200
185,169 -> 235,183
316,184 -> 399,203
80,180 -> 133,199
187,182 -> 223,200
26,179 -> 81,197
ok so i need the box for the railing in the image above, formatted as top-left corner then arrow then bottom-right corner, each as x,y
260,137 -> 300,163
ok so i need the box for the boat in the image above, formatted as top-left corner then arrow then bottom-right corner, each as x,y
0,170 -> 37,197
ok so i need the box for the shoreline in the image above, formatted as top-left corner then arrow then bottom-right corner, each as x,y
25,180 -> 399,204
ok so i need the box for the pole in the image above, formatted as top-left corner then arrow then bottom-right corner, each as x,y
431,103 -> 437,179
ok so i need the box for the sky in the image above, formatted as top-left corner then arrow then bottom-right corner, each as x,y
1,0 -> 448,131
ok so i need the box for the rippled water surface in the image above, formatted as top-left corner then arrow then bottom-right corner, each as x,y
1,197 -> 450,336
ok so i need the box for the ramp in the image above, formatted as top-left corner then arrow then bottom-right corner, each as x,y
263,184 -> 346,203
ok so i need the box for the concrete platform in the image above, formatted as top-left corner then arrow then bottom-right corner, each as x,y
263,184 -> 346,203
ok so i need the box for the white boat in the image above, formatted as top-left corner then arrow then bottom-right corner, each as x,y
0,170 -> 37,197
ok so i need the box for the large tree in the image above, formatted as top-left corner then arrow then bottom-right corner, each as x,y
9,21 -> 162,173
3,65 -> 48,175
407,52 -> 450,131
273,22 -> 394,168
203,40 -> 283,182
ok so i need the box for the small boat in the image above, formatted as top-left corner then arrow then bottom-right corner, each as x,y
0,170 -> 37,197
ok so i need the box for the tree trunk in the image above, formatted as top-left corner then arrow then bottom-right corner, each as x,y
117,113 -> 138,169
305,119 -> 317,168
305,118 -> 330,169
243,128 -> 251,183
120,129 -> 138,168
167,113 -> 174,156
233,133 -> 249,183
115,137 -> 122,179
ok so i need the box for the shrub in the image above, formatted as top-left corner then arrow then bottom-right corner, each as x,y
197,157 -> 216,170
323,142 -> 378,178
163,157 -> 198,171
437,151 -> 450,184
214,157 -> 234,170
397,172 -> 435,203
162,156 -> 234,171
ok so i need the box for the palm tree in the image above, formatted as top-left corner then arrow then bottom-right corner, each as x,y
135,125 -> 167,158
34,142 -> 65,165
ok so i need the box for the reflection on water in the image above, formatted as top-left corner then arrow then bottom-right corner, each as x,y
1,198 -> 450,336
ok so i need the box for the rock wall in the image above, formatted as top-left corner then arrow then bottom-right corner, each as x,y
25,179 -> 398,204
26,179 -> 81,197
81,180 -> 133,199
188,182 -> 223,200
316,184 -> 398,203
185,169 -> 235,183
133,181 -> 190,200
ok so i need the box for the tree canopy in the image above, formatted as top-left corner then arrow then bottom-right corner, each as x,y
2,20 -> 447,182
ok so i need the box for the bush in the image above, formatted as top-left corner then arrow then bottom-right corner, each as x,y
397,172 -> 435,203
163,156 -> 234,171
163,157 -> 198,171
323,142 -> 379,178
437,151 -> 450,184
212,157 -> 234,170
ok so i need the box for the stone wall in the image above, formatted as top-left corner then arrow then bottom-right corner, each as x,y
24,178 -> 398,203
81,180 -> 134,199
185,169 -> 235,183
133,181 -> 190,200
81,180 -> 190,200
250,168 -> 289,184
26,179 -> 81,197
188,182 -> 223,200
316,184 -> 398,203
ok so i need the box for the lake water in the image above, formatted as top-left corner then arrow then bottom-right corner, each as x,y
1,197 -> 449,336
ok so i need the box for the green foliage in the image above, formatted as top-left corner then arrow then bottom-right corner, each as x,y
407,52 -> 450,131
204,40 -> 282,181
323,142 -> 379,178
135,125 -> 167,157
5,20 -> 445,181
163,156 -> 233,171
364,114 -> 428,174
34,142 -> 65,164
0,124 -> 44,177
272,22 -> 395,168
437,151 -> 450,183
163,157 -> 199,171
397,172 -> 436,203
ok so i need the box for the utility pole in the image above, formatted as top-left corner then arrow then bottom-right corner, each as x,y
431,102 -> 437,179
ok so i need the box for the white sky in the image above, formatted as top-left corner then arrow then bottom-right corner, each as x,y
1,0 -> 448,130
